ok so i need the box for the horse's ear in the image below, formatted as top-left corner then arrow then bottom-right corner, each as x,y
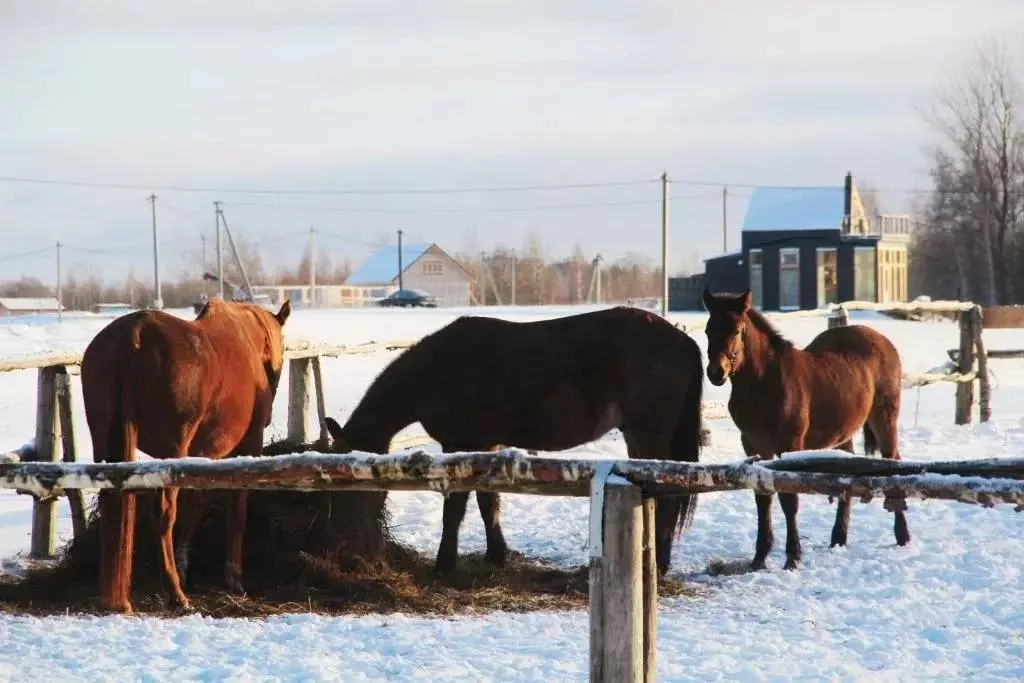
324,416 -> 351,452
739,290 -> 752,312
702,286 -> 715,312
276,299 -> 291,326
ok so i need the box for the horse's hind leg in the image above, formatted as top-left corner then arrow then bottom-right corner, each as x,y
157,487 -> 190,610
171,490 -> 205,587
830,439 -> 855,548
476,492 -> 509,566
740,435 -> 775,571
869,411 -> 911,547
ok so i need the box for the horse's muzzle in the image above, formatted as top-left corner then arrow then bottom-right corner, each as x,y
707,363 -> 727,386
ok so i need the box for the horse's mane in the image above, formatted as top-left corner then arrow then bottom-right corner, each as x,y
745,308 -> 793,350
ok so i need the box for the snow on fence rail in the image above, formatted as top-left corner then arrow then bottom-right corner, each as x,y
1,448 -> 1023,682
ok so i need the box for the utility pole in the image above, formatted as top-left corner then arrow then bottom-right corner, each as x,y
214,201 -> 224,299
397,229 -> 404,290
148,194 -> 163,310
660,172 -> 669,317
200,234 -> 208,296
56,241 -> 62,323
722,186 -> 729,253
510,249 -> 517,306
309,227 -> 316,308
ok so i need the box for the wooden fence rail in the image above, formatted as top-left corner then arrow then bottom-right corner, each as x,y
0,448 -> 1022,682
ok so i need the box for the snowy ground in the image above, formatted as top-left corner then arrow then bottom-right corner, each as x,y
0,304 -> 1022,681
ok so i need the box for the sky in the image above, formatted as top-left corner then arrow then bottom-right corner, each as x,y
2,1 -> 1023,285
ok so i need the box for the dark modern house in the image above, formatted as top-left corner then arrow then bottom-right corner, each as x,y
689,173 -> 910,311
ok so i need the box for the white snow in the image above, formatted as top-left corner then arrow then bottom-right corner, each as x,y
0,304 -> 1023,681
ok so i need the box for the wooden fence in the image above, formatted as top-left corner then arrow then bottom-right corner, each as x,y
1,448 -> 1023,682
0,300 -> 1007,559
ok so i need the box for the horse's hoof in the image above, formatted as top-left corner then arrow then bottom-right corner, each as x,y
783,558 -> 801,571
169,599 -> 193,615
749,559 -> 768,571
224,572 -> 245,595
829,533 -> 848,548
484,549 -> 509,566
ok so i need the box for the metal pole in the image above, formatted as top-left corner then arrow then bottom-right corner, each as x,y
201,234 -> 207,296
397,229 -> 404,290
148,194 -> 163,310
215,201 -> 224,300
309,227 -> 316,308
660,172 -> 669,317
56,241 -> 62,323
722,186 -> 728,253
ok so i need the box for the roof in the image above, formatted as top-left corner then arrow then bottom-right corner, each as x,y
703,249 -> 742,262
345,243 -> 434,285
742,187 -> 846,232
0,297 -> 61,311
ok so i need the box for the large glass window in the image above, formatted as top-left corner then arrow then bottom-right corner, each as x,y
779,248 -> 800,310
854,247 -> 877,302
748,249 -> 763,309
816,248 -> 838,308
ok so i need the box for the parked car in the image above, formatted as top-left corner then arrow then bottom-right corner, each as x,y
377,289 -> 439,308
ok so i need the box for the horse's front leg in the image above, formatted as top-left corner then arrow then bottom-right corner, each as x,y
778,433 -> 807,571
743,435 -> 774,571
830,439 -> 855,548
476,492 -> 509,566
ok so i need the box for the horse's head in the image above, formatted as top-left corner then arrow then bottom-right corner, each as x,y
247,300 -> 292,397
702,286 -> 751,386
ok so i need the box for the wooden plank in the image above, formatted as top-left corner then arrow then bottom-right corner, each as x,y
287,357 -> 312,444
955,309 -> 976,425
641,497 -> 657,683
588,473 -> 606,683
2,451 -> 1024,507
30,366 -> 60,559
55,368 -> 88,540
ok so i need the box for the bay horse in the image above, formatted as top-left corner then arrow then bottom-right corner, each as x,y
324,306 -> 706,576
81,298 -> 291,613
701,288 -> 908,571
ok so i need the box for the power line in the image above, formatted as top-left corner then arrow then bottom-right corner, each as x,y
0,246 -> 54,263
0,175 -> 658,196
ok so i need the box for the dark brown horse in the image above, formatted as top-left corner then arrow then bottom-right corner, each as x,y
325,306 -> 706,575
702,288 -> 907,571
81,299 -> 291,613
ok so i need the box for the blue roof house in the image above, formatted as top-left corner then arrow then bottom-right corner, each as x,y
701,172 -> 911,311
345,242 -> 474,307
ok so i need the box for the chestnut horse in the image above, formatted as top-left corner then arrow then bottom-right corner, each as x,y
325,306 -> 706,576
701,288 -> 907,571
81,299 -> 291,613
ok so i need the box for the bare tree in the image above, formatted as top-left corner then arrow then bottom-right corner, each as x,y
920,42 -> 1024,305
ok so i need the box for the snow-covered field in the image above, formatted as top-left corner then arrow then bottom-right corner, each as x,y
0,304 -> 1022,681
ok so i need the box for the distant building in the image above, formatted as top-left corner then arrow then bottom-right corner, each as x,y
345,242 -> 474,307
0,297 -> 62,317
678,172 -> 910,311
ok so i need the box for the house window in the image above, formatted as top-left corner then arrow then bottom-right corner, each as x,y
816,248 -> 838,308
854,247 -> 876,302
421,261 -> 443,276
779,248 -> 800,310
748,249 -> 763,309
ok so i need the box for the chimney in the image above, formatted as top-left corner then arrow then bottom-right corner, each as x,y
843,171 -> 853,233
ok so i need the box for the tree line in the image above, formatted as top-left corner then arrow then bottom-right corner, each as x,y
0,232 -> 669,310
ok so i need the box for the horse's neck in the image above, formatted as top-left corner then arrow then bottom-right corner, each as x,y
341,386 -> 417,454
732,326 -> 791,390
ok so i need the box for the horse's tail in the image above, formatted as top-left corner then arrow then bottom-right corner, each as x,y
97,352 -> 139,613
863,423 -> 879,456
670,345 -> 706,538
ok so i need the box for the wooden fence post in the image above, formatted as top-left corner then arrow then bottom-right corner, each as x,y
973,306 -> 991,423
828,305 -> 849,329
311,357 -> 329,447
55,367 -> 87,540
287,357 -> 312,444
955,309 -> 976,425
641,497 -> 657,683
30,366 -> 60,558
589,475 -> 646,683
